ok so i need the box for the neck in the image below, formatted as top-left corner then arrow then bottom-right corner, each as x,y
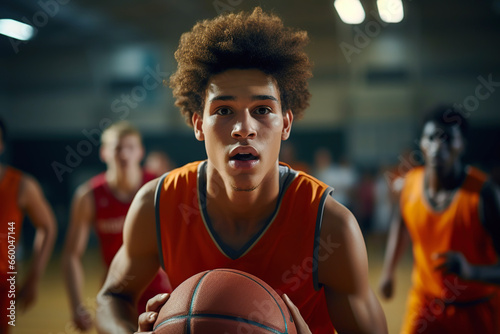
106,166 -> 142,194
426,161 -> 465,193
205,162 -> 280,231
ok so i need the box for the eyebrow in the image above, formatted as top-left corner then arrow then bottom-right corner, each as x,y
209,95 -> 279,102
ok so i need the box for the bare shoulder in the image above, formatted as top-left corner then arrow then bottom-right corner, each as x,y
124,177 -> 161,228
122,177 -> 162,256
133,177 -> 161,206
19,173 -> 40,195
321,196 -> 360,236
18,173 -> 46,207
72,180 -> 94,204
318,196 -> 368,291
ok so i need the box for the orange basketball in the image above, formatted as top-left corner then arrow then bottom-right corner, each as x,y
153,268 -> 297,334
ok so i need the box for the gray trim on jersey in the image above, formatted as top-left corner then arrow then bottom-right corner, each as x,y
313,187 -> 334,291
154,172 -> 170,271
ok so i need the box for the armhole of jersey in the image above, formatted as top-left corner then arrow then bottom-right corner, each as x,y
154,172 -> 170,271
313,186 -> 334,291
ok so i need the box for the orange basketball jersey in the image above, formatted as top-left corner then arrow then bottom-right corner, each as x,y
401,166 -> 498,301
0,167 -> 24,275
155,161 -> 335,333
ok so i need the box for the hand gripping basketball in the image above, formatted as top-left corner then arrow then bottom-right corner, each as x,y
136,269 -> 312,334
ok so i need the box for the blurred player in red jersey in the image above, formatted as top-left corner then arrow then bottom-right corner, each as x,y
62,121 -> 170,331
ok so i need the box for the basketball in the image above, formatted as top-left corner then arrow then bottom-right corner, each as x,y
153,268 -> 297,334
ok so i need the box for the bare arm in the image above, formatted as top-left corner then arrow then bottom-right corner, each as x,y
61,183 -> 94,330
319,197 -> 387,334
17,175 -> 57,312
96,179 -> 162,334
378,200 -> 411,299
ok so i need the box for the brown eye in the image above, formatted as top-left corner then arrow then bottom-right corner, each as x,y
254,107 -> 271,115
216,107 -> 232,116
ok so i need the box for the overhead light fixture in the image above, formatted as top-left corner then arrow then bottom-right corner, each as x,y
0,19 -> 35,41
377,0 -> 404,23
334,0 -> 366,24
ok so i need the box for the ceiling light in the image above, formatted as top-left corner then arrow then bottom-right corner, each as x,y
334,0 -> 366,24
377,0 -> 404,23
0,19 -> 35,41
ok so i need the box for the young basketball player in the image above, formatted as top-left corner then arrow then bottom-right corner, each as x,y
379,105 -> 500,333
62,121 -> 171,331
95,8 -> 387,334
0,118 -> 57,333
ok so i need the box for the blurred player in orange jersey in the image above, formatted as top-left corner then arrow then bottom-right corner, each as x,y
62,121 -> 171,331
95,8 -> 387,334
0,118 -> 57,333
379,105 -> 500,333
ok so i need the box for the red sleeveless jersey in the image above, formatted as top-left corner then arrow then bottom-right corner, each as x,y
0,167 -> 24,275
90,170 -> 171,311
155,161 -> 335,333
401,166 -> 499,301
90,170 -> 156,266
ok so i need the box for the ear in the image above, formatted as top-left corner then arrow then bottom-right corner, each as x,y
192,112 -> 205,141
281,110 -> 293,140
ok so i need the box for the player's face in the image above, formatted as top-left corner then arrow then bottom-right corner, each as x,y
102,134 -> 144,170
193,69 -> 293,191
420,121 -> 464,174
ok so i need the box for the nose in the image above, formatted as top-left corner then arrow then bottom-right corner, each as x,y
231,110 -> 257,140
117,147 -> 130,160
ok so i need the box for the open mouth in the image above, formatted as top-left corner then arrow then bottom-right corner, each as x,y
230,153 -> 259,161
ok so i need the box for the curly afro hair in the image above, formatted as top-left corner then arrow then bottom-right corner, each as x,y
169,7 -> 313,127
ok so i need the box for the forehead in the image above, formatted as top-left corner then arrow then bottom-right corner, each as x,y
205,69 -> 280,100
422,121 -> 462,138
103,133 -> 141,146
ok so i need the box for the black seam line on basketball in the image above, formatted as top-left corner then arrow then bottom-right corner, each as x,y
153,314 -> 287,334
214,269 -> 289,333
186,271 -> 211,334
